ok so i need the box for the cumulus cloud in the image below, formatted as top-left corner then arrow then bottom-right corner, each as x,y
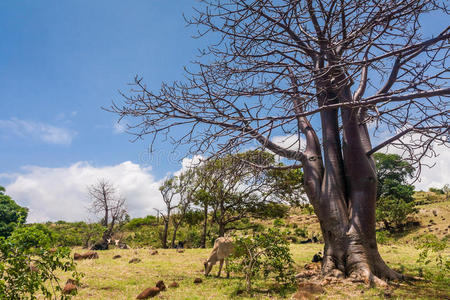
384,141 -> 450,191
0,118 -> 76,145
174,155 -> 204,176
1,161 -> 165,223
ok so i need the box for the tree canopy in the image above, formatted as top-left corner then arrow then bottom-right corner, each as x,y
0,186 -> 28,239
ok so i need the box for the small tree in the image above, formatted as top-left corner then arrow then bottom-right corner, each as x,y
228,228 -> 296,292
374,153 -> 417,229
0,186 -> 28,239
159,177 -> 178,248
88,179 -> 127,246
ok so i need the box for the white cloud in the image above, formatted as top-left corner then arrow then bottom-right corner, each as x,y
384,141 -> 450,191
272,135 -> 306,152
0,118 -> 76,146
113,122 -> 126,134
271,133 -> 449,191
1,161 -> 165,223
174,155 -> 204,176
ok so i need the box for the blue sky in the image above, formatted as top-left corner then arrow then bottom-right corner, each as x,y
0,0 -> 201,178
0,1 -> 448,222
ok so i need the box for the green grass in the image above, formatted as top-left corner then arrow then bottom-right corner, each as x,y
47,242 -> 448,300
44,196 -> 449,299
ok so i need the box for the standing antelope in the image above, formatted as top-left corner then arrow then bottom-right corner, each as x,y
204,237 -> 234,278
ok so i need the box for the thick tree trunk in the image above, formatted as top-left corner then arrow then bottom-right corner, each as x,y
298,88 -> 402,285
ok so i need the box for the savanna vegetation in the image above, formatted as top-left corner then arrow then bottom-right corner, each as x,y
31,192 -> 450,299
2,0 -> 449,299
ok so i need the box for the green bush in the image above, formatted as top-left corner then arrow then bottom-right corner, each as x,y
124,215 -> 157,230
301,204 -> 314,215
273,218 -> 285,227
429,187 -> 444,195
42,222 -> 104,248
294,226 -> 308,238
414,234 -> 449,284
0,225 -> 82,299
376,230 -> 392,245
376,195 -> 417,229
228,228 -> 296,292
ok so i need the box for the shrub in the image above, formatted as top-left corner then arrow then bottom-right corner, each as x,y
301,204 -> 314,215
124,215 -> 157,230
228,228 -> 296,292
273,218 -> 285,227
294,227 -> 308,238
376,195 -> 417,229
376,230 -> 392,245
429,187 -> 444,195
414,234 -> 449,284
0,225 -> 82,299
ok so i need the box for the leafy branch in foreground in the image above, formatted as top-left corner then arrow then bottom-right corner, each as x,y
0,224 -> 82,300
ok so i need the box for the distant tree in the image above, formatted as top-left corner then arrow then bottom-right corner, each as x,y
374,153 -> 415,202
0,186 -> 28,239
374,153 -> 417,229
87,179 -> 127,246
264,166 -> 305,206
192,189 -> 214,248
159,177 -> 178,248
429,187 -> 444,194
195,150 -> 296,236
170,171 -> 195,248
443,184 -> 450,201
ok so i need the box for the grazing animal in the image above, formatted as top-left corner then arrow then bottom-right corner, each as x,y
312,251 -> 323,262
107,238 -> 130,249
90,241 -> 108,250
176,241 -> 185,249
62,283 -> 77,295
136,287 -> 160,299
74,251 -> 99,260
204,237 -> 234,278
155,280 -> 166,291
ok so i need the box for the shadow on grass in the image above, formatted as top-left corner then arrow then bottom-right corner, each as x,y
391,278 -> 450,299
229,281 -> 296,299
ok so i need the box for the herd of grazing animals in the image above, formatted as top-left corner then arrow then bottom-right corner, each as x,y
69,237 -> 236,298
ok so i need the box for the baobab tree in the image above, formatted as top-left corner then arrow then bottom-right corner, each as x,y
111,1 -> 449,284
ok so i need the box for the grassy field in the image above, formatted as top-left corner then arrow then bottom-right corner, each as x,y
49,197 -> 449,299
55,242 -> 449,300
